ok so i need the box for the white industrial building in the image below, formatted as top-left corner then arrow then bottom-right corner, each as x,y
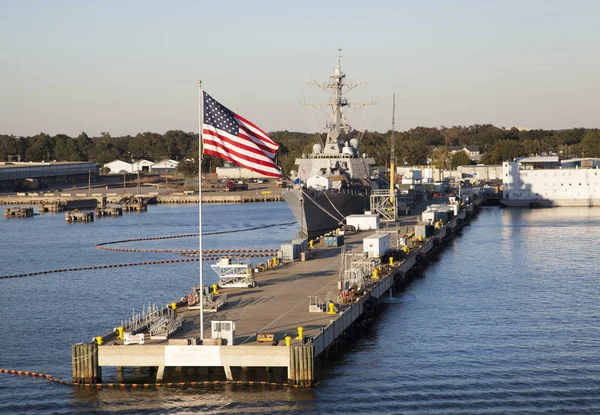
151,159 -> 179,174
104,160 -> 134,174
216,166 -> 272,179
132,160 -> 154,173
103,159 -> 178,175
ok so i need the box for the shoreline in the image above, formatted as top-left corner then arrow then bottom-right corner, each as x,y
0,184 -> 285,205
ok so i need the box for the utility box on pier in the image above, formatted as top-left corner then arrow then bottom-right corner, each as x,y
415,221 -> 435,240
324,235 -> 344,247
422,204 -> 455,223
292,238 -> 308,252
281,243 -> 300,261
211,321 -> 236,346
363,233 -> 391,259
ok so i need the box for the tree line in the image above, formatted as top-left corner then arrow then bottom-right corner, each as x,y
1,125 -> 600,176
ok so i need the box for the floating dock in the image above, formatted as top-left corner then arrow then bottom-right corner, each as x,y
72,199 -> 482,387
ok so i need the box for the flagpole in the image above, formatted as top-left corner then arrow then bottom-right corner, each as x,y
198,80 -> 204,341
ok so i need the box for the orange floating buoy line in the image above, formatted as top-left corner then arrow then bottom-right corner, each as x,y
0,259 -> 200,280
0,367 -> 295,389
0,224 -> 291,280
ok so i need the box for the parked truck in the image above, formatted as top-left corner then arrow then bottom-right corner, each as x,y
225,181 -> 248,191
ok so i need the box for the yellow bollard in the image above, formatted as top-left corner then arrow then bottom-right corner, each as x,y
418,235 -> 423,242
117,326 -> 124,340
95,336 -> 103,345
296,326 -> 304,340
373,269 -> 379,279
327,302 -> 336,314
389,257 -> 394,266
273,257 -> 278,266
212,284 -> 218,295
285,336 -> 291,346
309,240 -> 314,249
171,302 -> 177,310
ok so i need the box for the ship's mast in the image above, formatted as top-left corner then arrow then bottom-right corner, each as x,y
390,94 -> 396,200
330,49 -> 346,148
304,49 -> 374,156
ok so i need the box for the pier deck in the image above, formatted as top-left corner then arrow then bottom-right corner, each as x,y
74,199 -> 482,387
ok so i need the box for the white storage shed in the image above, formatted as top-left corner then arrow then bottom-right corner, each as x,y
346,213 -> 379,231
363,233 -> 391,259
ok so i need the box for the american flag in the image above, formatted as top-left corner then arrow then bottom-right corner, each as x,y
202,91 -> 282,178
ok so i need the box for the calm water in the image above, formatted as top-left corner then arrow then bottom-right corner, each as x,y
1,203 -> 600,414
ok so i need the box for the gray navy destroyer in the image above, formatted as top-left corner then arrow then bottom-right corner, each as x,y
282,52 -> 386,238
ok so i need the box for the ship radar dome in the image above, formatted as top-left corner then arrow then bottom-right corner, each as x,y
313,144 -> 323,154
350,138 -> 359,149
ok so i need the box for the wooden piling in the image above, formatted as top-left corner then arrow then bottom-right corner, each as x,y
72,343 -> 101,384
289,344 -> 315,387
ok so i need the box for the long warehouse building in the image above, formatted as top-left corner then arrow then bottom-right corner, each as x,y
0,161 -> 99,191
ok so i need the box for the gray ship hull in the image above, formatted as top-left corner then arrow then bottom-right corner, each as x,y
282,188 -> 370,238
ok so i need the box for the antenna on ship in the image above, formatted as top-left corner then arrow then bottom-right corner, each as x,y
390,93 -> 396,201
302,49 -> 375,155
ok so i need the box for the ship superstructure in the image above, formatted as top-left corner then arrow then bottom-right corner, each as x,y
502,156 -> 600,207
282,51 -> 382,237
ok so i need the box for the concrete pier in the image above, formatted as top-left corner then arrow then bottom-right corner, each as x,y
122,197 -> 147,212
3,207 -> 34,218
39,202 -> 64,213
73,199 -> 482,387
95,206 -> 123,217
0,189 -> 283,205
65,210 -> 94,223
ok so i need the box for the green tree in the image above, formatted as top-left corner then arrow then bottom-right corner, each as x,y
481,140 -> 526,164
450,151 -> 473,169
76,132 -> 93,159
429,147 -> 451,169
25,133 -> 54,161
178,159 -> 199,177
54,134 -> 83,161
579,130 -> 600,157
0,135 -> 18,161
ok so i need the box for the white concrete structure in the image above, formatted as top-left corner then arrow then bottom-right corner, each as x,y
502,157 -> 600,207
346,213 -> 379,231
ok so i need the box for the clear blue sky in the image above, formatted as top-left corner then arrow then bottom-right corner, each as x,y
1,0 -> 599,137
